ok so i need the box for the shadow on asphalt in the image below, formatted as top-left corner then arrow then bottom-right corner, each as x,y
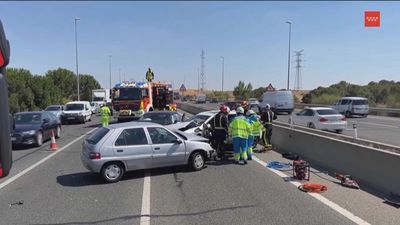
56,165 -> 201,187
31,204 -> 257,225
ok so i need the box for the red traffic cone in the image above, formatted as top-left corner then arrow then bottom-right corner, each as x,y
50,130 -> 58,151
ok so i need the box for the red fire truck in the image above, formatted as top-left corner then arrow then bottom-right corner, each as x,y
0,20 -> 12,178
111,79 -> 173,122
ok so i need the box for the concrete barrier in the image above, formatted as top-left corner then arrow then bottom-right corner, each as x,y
178,101 -> 400,196
272,124 -> 400,196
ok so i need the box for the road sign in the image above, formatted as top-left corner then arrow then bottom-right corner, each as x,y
179,84 -> 187,92
266,83 -> 276,92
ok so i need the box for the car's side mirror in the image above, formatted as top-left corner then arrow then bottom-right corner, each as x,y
173,139 -> 183,144
181,113 -> 186,122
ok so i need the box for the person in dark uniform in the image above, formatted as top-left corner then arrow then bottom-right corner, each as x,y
260,104 -> 277,150
210,105 -> 229,159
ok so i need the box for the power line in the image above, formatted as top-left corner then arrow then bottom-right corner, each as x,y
293,49 -> 304,91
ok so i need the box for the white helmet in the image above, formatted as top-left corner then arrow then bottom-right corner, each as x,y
265,104 -> 271,109
236,107 -> 244,114
246,110 -> 255,116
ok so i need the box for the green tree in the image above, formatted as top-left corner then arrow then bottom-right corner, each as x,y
233,81 -> 253,100
251,87 -> 265,100
79,74 -> 102,101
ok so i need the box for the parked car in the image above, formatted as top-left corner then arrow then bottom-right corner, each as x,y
289,107 -> 347,133
248,98 -> 260,105
61,101 -> 92,124
139,111 -> 185,126
211,98 -> 218,103
81,122 -> 214,183
332,97 -> 369,118
223,101 -> 241,111
11,111 -> 62,147
196,94 -> 206,104
45,105 -> 64,121
259,91 -> 294,114
90,102 -> 100,114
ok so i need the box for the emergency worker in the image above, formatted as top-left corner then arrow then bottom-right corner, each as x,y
228,107 -> 252,165
260,104 -> 277,150
210,105 -> 229,159
246,110 -> 262,159
100,102 -> 111,127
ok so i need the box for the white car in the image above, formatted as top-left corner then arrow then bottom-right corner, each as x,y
61,101 -> 92,124
248,98 -> 260,105
166,110 -> 237,137
289,107 -> 347,133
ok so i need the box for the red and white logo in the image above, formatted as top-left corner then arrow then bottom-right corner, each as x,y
365,11 -> 380,27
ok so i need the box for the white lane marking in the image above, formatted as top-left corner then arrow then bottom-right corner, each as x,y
0,128 -> 97,191
252,156 -> 371,225
348,120 -> 399,129
140,171 -> 151,225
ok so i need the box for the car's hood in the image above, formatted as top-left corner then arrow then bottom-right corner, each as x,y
175,130 -> 208,142
165,121 -> 192,130
14,123 -> 40,132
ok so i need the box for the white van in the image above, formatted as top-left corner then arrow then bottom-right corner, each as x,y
61,101 -> 92,124
332,97 -> 369,118
259,91 -> 294,114
196,94 -> 206,104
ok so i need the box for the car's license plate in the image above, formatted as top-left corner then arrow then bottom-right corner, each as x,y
11,137 -> 16,141
68,117 -> 75,120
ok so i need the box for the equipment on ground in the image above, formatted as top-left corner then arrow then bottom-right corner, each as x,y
335,173 -> 359,189
298,182 -> 328,193
282,152 -> 300,160
293,160 -> 310,181
267,161 -> 292,171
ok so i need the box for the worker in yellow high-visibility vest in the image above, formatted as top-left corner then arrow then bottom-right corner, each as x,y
100,102 -> 111,127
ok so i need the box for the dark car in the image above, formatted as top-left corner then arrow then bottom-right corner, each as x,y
139,111 -> 185,126
11,111 -> 62,147
224,101 -> 241,110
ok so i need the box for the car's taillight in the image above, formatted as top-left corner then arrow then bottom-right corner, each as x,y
89,152 -> 101,160
319,117 -> 328,122
0,51 -> 4,68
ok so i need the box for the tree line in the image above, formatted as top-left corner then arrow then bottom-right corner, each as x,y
302,80 -> 400,108
7,67 -> 101,113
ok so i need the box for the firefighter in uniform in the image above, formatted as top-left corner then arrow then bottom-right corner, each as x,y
100,102 -> 111,127
260,104 -> 277,151
210,105 -> 229,159
228,107 -> 252,165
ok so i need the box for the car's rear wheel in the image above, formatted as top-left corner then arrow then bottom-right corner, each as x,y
307,123 -> 315,129
101,162 -> 124,183
55,125 -> 61,138
35,131 -> 43,147
189,151 -> 205,171
345,111 -> 352,118
335,129 -> 343,134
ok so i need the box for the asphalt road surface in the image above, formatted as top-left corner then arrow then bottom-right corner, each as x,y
194,102 -> 400,147
0,114 -> 399,225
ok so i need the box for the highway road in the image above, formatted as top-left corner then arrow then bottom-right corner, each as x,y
193,102 -> 400,147
1,115 -> 399,225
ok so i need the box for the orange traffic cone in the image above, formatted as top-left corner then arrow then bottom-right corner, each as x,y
50,130 -> 58,151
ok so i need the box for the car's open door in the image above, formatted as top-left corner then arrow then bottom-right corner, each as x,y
0,19 -> 12,178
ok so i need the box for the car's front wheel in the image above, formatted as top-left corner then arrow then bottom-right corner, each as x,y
335,129 -> 343,134
189,151 -> 205,171
35,131 -> 43,147
101,162 -> 124,183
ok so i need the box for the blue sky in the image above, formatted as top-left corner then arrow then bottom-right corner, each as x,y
1,1 -> 399,91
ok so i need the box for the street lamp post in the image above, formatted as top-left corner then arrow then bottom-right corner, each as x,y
119,68 -> 121,82
74,17 -> 80,101
286,21 -> 292,91
221,56 -> 224,92
109,55 -> 112,90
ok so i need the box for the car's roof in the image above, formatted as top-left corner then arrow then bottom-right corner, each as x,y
16,111 -> 44,115
66,101 -> 90,104
144,111 -> 178,115
306,107 -> 336,111
340,97 -> 367,100
198,110 -> 219,116
46,105 -> 63,108
108,121 -> 163,129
